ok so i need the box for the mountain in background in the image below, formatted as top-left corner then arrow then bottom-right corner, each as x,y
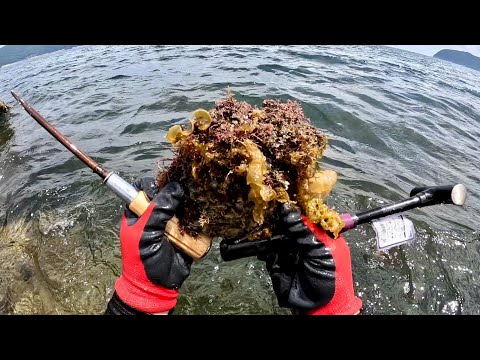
434,49 -> 480,72
0,45 -> 77,68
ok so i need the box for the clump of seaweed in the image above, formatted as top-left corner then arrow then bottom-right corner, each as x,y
157,90 -> 344,240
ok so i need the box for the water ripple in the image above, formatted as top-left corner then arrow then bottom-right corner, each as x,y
1,45 -> 479,314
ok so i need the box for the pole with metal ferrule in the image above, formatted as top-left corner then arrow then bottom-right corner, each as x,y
219,184 -> 467,261
11,91 -> 212,260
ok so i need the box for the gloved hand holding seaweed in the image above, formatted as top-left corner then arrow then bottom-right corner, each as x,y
258,203 -> 362,315
106,177 -> 192,315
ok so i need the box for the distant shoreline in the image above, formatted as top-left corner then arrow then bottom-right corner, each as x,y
0,45 -> 77,68
433,49 -> 479,72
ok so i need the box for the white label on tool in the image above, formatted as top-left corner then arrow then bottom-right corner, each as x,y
371,215 -> 416,251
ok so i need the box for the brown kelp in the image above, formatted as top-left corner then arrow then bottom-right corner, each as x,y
158,91 -> 344,240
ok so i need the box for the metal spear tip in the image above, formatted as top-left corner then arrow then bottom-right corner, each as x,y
10,91 -> 19,101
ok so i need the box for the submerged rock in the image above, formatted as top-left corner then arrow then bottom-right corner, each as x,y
0,100 -> 11,114
0,288 -> 14,314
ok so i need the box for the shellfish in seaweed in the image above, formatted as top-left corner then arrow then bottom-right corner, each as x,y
157,91 -> 344,241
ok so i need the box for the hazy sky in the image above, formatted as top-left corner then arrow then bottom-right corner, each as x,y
1,45 -> 479,57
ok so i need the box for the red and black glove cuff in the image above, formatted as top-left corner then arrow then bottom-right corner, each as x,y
113,180 -> 191,314
105,291 -> 174,315
115,203 -> 181,313
303,217 -> 363,315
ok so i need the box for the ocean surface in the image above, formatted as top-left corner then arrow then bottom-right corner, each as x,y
0,45 -> 479,314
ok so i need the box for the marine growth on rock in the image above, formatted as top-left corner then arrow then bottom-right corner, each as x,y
157,91 -> 344,240
0,100 -> 11,114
